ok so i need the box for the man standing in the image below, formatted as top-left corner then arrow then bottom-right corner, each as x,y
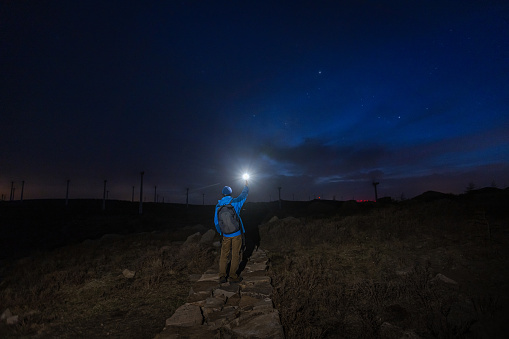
214,179 -> 249,283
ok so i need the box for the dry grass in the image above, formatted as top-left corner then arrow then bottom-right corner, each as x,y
261,199 -> 509,338
1,194 -> 508,338
0,231 -> 217,338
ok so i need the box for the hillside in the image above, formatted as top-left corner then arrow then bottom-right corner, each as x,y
1,188 -> 509,338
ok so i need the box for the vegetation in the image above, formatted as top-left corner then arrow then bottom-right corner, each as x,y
260,191 -> 509,338
0,230 -> 216,338
1,188 -> 508,338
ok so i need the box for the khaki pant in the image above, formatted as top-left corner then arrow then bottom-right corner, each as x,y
219,234 -> 242,279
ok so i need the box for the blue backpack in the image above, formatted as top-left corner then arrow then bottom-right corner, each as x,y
217,202 -> 241,235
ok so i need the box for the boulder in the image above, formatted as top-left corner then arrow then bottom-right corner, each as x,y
268,216 -> 279,223
200,229 -> 216,244
183,232 -> 202,246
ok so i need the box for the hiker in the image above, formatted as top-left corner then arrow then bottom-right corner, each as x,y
214,179 -> 249,283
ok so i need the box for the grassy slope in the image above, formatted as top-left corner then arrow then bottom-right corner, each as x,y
260,190 -> 509,338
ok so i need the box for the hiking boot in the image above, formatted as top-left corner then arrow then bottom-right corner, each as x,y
219,276 -> 227,284
229,276 -> 243,283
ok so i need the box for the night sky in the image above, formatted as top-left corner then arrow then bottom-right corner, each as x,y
2,1 -> 508,204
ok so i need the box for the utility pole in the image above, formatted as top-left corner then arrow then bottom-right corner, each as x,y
20,181 -> 25,201
10,182 -> 14,201
154,185 -> 157,203
132,186 -> 135,202
139,171 -> 144,215
102,180 -> 107,211
373,181 -> 379,202
66,179 -> 70,207
202,193 -> 205,205
186,188 -> 189,208
278,186 -> 282,209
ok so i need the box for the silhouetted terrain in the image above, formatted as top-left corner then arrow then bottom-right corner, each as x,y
1,187 -> 508,337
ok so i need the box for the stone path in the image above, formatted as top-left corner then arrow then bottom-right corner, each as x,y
155,248 -> 284,339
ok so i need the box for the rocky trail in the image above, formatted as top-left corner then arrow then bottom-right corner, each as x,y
155,248 -> 284,338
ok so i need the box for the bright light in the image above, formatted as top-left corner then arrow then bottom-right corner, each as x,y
242,173 -> 250,180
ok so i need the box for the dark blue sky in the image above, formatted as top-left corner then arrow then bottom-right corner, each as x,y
2,1 -> 508,203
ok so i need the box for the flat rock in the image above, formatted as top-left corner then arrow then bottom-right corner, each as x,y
203,296 -> 226,310
244,262 -> 268,272
166,303 -> 203,327
232,311 -> 284,338
242,274 -> 271,285
205,306 -> 238,329
214,287 -> 238,299
225,294 -> 241,307
187,290 -> 210,304
239,295 -> 273,313
432,273 -> 458,285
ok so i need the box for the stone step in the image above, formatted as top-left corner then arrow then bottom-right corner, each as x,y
155,248 -> 284,339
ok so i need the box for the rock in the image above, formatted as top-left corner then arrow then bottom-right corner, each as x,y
6,315 -> 19,325
183,232 -> 202,246
212,241 -> 221,248
155,245 -> 283,338
239,295 -> 272,312
432,273 -> 458,285
200,229 -> 216,244
203,296 -> 226,311
122,269 -> 135,279
268,216 -> 279,223
240,281 -> 273,298
1,308 -> 12,321
205,306 -> 237,329
244,261 -> 268,273
282,216 -> 300,223
214,288 -> 238,299
232,311 -> 284,338
165,303 -> 203,327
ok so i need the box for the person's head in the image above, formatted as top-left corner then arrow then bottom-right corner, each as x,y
222,186 -> 232,196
